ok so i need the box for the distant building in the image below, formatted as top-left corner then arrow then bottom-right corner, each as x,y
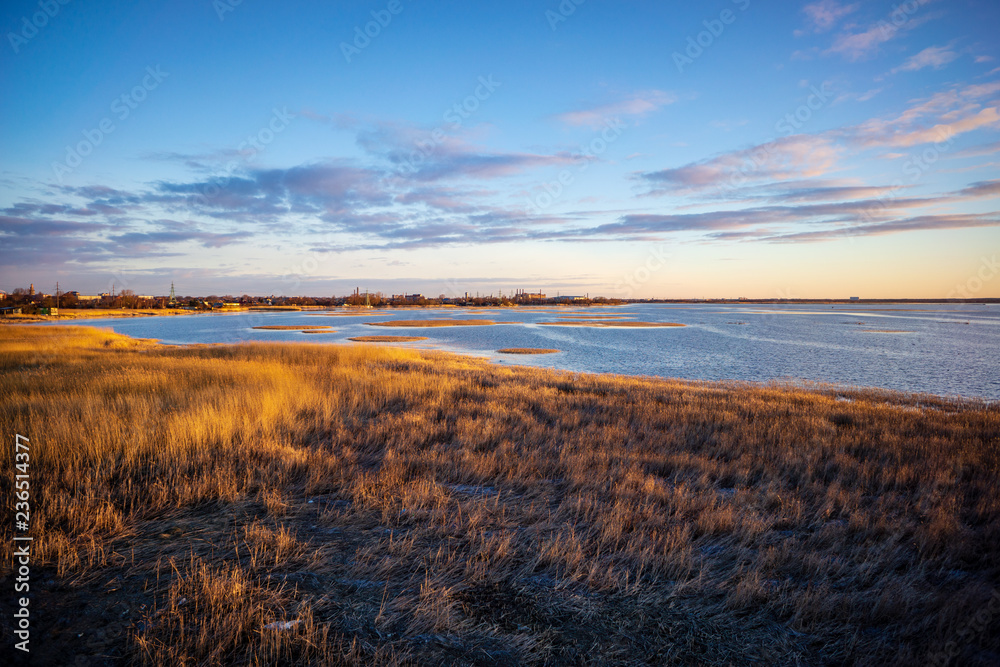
849,296 -> 860,301
514,289 -> 545,301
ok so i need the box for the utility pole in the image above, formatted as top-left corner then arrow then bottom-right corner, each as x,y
55,281 -> 60,309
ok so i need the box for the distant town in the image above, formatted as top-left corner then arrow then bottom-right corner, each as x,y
1,282 -> 997,316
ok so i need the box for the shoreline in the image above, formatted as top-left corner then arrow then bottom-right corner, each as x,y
1,298 -> 996,326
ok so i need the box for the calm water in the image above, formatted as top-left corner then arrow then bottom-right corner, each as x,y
46,303 -> 1000,401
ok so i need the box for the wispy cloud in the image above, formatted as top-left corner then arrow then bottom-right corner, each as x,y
797,0 -> 859,35
637,80 -> 1000,199
951,140 -> 1000,159
847,81 -> 1000,147
833,87 -> 883,104
760,213 -> 1000,243
356,121 -> 585,181
889,45 -> 959,74
639,135 -> 841,195
824,10 -> 937,61
554,90 -> 675,129
957,178 -> 1000,198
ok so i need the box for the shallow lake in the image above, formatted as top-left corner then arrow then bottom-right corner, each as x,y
46,303 -> 1000,400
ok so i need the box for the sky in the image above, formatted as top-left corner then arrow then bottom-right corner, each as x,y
1,0 -> 998,299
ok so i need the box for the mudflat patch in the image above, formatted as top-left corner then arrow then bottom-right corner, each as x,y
252,325 -> 333,330
367,319 -> 497,327
539,320 -> 685,328
497,348 -> 560,354
348,336 -> 430,342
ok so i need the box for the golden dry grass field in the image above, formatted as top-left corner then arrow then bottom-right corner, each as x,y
1,325 -> 998,665
0,308 -> 199,323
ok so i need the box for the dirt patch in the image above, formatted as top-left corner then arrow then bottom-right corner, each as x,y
497,348 -> 560,354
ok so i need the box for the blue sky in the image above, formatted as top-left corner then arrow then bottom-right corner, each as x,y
2,0 -> 998,298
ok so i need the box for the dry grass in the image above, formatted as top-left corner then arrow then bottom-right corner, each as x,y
367,319 -> 497,327
1,325 -> 998,665
349,336 -> 430,342
496,348 -> 560,355
0,308 -> 195,323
